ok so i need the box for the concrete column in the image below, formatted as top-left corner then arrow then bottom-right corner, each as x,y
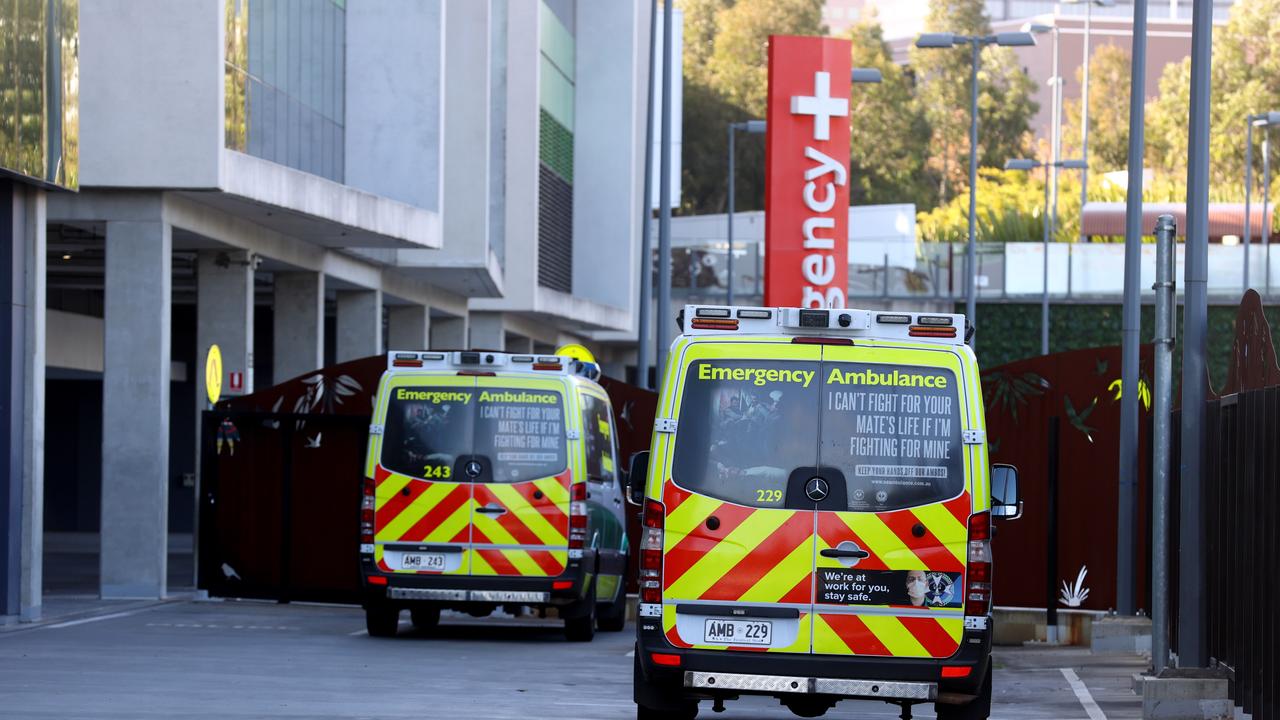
387,305 -> 430,351
196,251 -> 254,398
335,289 -> 383,362
273,272 -> 324,383
101,219 -> 172,599
469,312 -> 505,351
1,182 -> 46,622
430,315 -> 468,350
505,334 -> 534,354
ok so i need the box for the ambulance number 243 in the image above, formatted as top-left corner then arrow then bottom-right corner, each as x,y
421,464 -> 452,480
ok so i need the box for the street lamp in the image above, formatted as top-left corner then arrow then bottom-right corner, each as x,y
723,68 -> 881,305
1022,22 -> 1064,254
1005,157 -> 1088,355
1244,111 -> 1280,294
916,31 -> 1037,338
1063,0 -> 1116,237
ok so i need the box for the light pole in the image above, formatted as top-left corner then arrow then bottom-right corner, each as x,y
1006,157 -> 1088,355
726,120 -> 765,306
1023,23 -> 1062,246
1064,0 -> 1116,235
916,31 -> 1037,337
1243,113 -> 1280,294
636,0 -> 658,388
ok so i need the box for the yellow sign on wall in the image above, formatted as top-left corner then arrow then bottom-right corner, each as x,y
205,344 -> 223,405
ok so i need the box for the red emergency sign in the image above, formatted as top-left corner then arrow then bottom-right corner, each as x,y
229,371 -> 243,392
763,35 -> 851,309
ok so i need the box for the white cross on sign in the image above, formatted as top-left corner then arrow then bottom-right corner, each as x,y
790,71 -> 849,142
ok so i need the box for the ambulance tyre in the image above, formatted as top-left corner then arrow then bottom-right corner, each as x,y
634,652 -> 697,719
365,604 -> 400,638
410,606 -> 440,632
936,665 -> 991,720
564,582 -> 597,642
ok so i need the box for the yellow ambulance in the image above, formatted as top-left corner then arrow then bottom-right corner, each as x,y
629,305 -> 1022,719
360,350 -> 628,642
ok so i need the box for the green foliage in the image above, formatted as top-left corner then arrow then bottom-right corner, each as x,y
917,169 -> 1046,243
1061,44 -> 1133,175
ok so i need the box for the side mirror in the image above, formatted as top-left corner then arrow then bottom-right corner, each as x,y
625,451 -> 650,506
991,464 -> 1023,520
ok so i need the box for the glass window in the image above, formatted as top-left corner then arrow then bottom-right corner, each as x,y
581,394 -> 616,486
819,363 -> 964,511
671,360 -> 820,508
381,387 -> 475,480
475,388 -> 567,484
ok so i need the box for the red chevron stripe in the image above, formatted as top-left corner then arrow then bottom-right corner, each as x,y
779,574 -> 813,605
815,514 -> 888,570
526,550 -> 564,575
661,501 -> 756,590
511,478 -> 569,530
819,613 -> 891,655
401,484 -> 472,542
449,526 -> 470,544
880,510 -> 964,573
374,464 -> 392,482
374,479 -> 433,534
699,512 -> 814,601
472,486 -> 544,546
665,624 -> 693,648
943,494 -> 971,527
898,616 -> 960,658
477,549 -> 520,575
471,526 -> 493,545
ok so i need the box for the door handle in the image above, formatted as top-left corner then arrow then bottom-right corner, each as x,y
820,548 -> 870,559
476,505 -> 507,515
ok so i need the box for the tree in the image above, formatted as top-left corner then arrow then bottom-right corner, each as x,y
1060,45 -> 1133,176
847,19 -> 933,207
704,0 -> 827,116
909,0 -> 1038,204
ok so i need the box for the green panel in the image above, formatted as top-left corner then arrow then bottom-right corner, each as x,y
538,1 -> 574,82
539,108 -> 574,184
539,55 -> 575,131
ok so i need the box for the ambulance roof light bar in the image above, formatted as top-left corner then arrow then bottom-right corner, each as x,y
681,304 -> 968,345
384,350 -> 602,380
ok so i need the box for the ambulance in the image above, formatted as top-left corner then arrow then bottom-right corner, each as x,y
359,348 -> 629,642
629,306 -> 1022,720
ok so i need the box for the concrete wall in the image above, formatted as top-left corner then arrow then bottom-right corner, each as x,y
570,0 -> 644,315
344,1 -> 443,211
47,311 -> 104,373
80,0 -> 223,188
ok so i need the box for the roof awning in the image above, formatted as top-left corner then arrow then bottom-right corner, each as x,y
1081,202 -> 1274,240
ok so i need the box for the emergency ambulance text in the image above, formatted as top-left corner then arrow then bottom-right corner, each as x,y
697,363 -> 815,388
825,368 -> 948,388
395,388 -> 471,404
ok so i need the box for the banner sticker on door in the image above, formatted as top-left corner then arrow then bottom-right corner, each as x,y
818,568 -> 962,608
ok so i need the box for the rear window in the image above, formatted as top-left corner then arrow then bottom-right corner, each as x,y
671,360 -> 819,507
819,363 -> 964,511
381,386 -> 566,483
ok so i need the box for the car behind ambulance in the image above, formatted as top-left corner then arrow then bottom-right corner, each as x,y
360,349 -> 628,642
629,305 -> 1022,719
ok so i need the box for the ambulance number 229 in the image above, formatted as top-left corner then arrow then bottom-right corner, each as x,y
755,488 -> 783,504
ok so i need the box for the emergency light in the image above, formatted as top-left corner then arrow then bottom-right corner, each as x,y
383,349 -> 602,381
680,304 -> 968,345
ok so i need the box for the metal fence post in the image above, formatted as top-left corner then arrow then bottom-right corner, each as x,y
1047,416 -> 1061,644
1152,214 -> 1177,673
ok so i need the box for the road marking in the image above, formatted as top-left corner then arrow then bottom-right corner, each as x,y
348,629 -> 368,636
45,609 -> 147,629
1060,668 -> 1107,720
624,649 -> 634,657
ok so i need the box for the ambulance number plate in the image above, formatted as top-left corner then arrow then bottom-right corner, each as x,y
400,553 -> 446,571
703,618 -> 771,645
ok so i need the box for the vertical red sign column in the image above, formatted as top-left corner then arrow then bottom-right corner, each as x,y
764,35 -> 851,309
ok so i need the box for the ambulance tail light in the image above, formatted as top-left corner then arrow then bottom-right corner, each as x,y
568,482 -> 588,549
965,511 -> 992,617
360,477 -> 376,544
909,325 -> 958,339
640,499 -> 665,604
690,317 -> 740,331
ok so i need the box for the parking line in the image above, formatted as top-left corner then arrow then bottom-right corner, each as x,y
348,629 -> 368,636
1060,668 -> 1107,720
45,609 -> 149,630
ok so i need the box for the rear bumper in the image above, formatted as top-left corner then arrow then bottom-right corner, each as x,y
360,557 -> 587,608
636,617 -> 993,702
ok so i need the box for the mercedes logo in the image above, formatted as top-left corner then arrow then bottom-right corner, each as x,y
464,460 -> 483,479
805,477 -> 829,502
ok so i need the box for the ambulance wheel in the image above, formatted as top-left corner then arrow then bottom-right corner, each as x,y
410,606 -> 440,631
564,597 -> 597,642
634,652 -> 697,719
597,595 -> 627,632
936,665 -> 991,720
365,605 -> 400,638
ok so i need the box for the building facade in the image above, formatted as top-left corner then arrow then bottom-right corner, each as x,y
4,0 -> 648,621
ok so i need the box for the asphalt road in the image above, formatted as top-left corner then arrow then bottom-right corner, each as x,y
0,600 -> 1144,719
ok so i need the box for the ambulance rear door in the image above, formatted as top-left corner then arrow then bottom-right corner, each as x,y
810,343 -> 977,659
